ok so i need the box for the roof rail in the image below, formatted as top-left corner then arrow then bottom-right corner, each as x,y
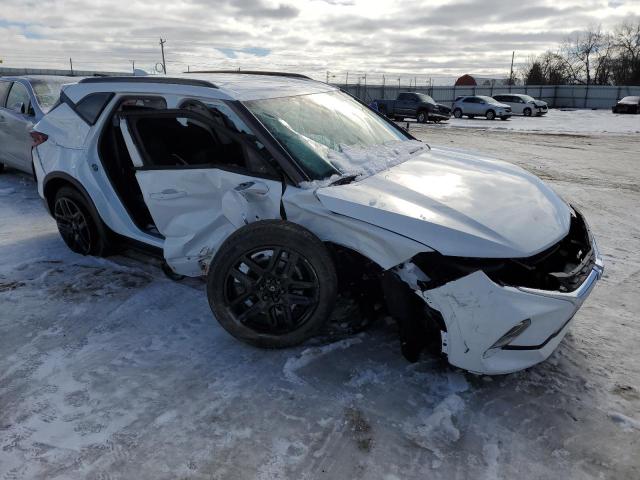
187,70 -> 312,80
78,76 -> 218,88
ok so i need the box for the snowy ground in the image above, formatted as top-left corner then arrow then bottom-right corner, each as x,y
441,108 -> 640,135
1,114 -> 639,479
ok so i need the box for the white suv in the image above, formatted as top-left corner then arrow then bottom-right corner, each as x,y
32,73 -> 603,374
493,94 -> 548,116
452,95 -> 512,120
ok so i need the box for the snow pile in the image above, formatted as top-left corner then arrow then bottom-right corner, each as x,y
608,411 -> 640,431
282,336 -> 363,385
402,394 -> 466,462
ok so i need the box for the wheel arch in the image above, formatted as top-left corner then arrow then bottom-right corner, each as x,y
43,172 -> 95,216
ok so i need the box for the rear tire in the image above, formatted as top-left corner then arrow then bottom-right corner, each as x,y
53,186 -> 109,256
453,108 -> 463,118
0,162 -> 4,174
207,220 -> 337,348
486,110 -> 496,120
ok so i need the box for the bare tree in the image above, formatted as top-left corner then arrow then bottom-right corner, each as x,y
612,21 -> 640,85
564,26 -> 606,84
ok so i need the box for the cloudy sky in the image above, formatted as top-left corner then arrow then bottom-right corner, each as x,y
0,0 -> 638,84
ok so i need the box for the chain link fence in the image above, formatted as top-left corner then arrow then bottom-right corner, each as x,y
339,83 -> 640,109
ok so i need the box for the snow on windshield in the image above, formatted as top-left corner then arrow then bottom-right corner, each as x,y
245,91 -> 410,181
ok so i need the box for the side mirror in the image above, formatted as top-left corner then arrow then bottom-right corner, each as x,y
10,102 -> 25,114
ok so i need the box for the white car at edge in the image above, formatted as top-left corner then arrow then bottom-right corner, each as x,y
493,93 -> 549,116
31,73 -> 603,375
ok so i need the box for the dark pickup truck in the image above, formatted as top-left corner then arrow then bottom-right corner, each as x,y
374,92 -> 451,123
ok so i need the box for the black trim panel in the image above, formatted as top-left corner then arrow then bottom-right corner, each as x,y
502,314 -> 575,351
79,76 -> 217,88
186,70 -> 311,80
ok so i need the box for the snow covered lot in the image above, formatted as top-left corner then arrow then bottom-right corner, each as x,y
445,108 -> 640,135
1,113 -> 639,479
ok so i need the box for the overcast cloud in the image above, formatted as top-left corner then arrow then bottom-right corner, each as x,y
0,0 -> 638,83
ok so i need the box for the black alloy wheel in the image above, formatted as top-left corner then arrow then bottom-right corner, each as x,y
54,196 -> 93,255
53,186 -> 109,256
223,247 -> 320,335
207,220 -> 337,348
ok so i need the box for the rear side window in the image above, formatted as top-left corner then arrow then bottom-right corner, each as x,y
6,82 -> 32,115
129,111 -> 276,177
0,81 -> 11,107
75,92 -> 115,125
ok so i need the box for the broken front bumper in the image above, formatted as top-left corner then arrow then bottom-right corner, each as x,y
417,238 -> 604,375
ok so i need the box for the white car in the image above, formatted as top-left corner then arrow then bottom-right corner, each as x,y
32,73 -> 603,375
452,95 -> 512,120
493,94 -> 548,116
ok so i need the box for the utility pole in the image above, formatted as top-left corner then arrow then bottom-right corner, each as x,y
159,38 -> 167,74
326,70 -> 329,83
130,60 -> 135,74
69,58 -> 74,76
345,71 -> 349,86
509,51 -> 515,85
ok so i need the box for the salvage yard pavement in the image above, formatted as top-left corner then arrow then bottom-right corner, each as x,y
1,112 -> 639,479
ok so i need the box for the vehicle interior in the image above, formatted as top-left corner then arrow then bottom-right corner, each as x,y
99,96 -> 167,235
98,96 -> 277,237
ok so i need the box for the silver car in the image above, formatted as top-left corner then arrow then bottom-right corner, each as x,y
0,76 -> 77,174
452,95 -> 511,120
493,94 -> 548,116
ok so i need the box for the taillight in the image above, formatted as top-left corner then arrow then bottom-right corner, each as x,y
30,131 -> 48,147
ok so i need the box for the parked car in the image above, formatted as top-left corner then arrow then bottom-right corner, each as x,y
452,95 -> 512,120
492,94 -> 548,116
612,96 -> 639,114
375,92 -> 451,123
0,76 -> 77,174
32,73 -> 603,374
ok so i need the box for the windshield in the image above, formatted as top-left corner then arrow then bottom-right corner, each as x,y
478,96 -> 499,103
416,93 -> 436,104
520,95 -> 535,102
245,91 -> 409,180
30,78 -> 72,112
621,96 -> 639,102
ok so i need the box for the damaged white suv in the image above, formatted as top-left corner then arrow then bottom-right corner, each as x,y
33,73 -> 603,374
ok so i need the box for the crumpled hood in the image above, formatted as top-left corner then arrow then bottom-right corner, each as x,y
316,147 -> 571,258
533,100 -> 548,107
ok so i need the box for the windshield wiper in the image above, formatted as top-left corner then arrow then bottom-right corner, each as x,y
329,174 -> 359,186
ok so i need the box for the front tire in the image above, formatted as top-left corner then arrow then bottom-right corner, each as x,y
486,109 -> 496,120
0,163 -> 4,174
207,220 -> 337,349
453,108 -> 462,118
53,186 -> 108,256
417,111 -> 427,123
523,107 -> 532,116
